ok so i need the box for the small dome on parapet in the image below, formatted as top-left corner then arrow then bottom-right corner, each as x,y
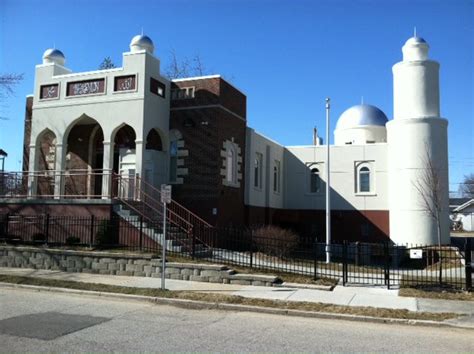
405,36 -> 427,45
42,48 -> 66,65
130,34 -> 154,54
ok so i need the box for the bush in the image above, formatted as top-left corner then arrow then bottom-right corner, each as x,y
252,225 -> 299,258
66,236 -> 81,245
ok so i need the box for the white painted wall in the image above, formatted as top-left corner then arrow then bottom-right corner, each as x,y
285,143 -> 388,210
334,126 -> 387,145
245,128 -> 285,209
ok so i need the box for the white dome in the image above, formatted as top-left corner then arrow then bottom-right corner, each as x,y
405,36 -> 427,46
130,34 -> 154,53
402,36 -> 430,61
336,104 -> 388,130
42,48 -> 65,65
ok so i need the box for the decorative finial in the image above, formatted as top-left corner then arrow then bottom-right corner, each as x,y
325,97 -> 330,108
141,27 -> 144,36
414,26 -> 417,37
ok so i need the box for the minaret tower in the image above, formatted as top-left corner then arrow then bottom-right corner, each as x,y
387,35 -> 450,245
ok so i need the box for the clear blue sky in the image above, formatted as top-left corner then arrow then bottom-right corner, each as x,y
1,0 -> 473,194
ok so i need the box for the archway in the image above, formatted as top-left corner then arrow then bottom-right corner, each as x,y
144,128 -> 167,189
113,125 -> 137,199
35,128 -> 57,196
64,115 -> 104,197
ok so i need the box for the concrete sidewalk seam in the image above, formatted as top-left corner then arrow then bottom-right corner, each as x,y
1,282 -> 472,330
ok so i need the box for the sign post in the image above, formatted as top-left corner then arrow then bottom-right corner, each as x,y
160,184 -> 172,290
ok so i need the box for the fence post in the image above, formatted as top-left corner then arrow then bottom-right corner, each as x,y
89,215 -> 95,248
5,213 -> 9,237
44,214 -> 50,245
384,242 -> 390,289
192,227 -> 196,260
313,241 -> 318,281
343,241 -> 348,286
465,238 -> 472,291
139,215 -> 143,251
249,229 -> 253,268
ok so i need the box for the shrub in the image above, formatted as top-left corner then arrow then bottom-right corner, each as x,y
66,236 -> 81,245
252,225 -> 299,258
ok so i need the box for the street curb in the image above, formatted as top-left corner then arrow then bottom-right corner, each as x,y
0,282 -> 472,330
275,282 -> 334,291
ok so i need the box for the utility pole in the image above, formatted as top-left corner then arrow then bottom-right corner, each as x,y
325,98 -> 331,263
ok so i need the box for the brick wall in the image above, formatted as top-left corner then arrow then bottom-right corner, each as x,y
170,77 -> 247,227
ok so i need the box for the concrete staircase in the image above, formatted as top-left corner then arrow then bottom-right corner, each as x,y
114,204 -> 212,258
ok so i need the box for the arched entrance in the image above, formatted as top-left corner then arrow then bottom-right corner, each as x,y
144,128 -> 167,189
35,128 -> 57,196
113,124 -> 137,199
64,115 -> 104,197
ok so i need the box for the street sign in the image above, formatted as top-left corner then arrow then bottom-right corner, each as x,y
160,184 -> 172,204
410,249 -> 423,259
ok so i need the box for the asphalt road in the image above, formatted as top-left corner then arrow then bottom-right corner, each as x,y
0,288 -> 473,353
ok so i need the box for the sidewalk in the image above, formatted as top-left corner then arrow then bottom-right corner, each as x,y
0,267 -> 472,327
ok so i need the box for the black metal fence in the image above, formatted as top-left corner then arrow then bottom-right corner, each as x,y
0,213 -> 472,291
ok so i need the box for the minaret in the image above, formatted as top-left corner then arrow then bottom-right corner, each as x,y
387,35 -> 450,245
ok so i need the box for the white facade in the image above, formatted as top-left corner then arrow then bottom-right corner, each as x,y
244,35 -> 449,245
28,35 -> 170,197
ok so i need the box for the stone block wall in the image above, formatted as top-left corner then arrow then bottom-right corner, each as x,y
0,246 -> 280,287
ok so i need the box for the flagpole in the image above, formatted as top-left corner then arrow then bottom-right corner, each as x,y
325,98 -> 331,263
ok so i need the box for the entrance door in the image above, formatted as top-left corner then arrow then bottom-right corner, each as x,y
118,148 -> 136,200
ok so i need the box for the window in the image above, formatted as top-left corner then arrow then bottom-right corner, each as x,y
171,87 -> 195,100
359,166 -> 370,192
273,160 -> 281,193
169,140 -> 178,182
310,168 -> 321,193
254,152 -> 263,188
150,78 -> 166,97
226,148 -> 237,183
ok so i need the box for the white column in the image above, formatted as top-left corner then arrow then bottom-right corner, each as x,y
102,141 -> 114,198
135,139 -> 144,200
27,144 -> 37,198
54,143 -> 66,199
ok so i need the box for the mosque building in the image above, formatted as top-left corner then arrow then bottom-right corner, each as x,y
12,34 -> 449,245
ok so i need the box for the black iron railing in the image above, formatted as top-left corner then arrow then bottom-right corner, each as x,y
0,213 -> 472,291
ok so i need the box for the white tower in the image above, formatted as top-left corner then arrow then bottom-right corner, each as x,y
387,36 -> 449,245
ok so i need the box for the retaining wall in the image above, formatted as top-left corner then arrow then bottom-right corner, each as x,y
0,246 -> 279,287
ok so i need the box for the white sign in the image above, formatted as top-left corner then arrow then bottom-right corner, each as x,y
161,184 -> 172,204
410,249 -> 423,259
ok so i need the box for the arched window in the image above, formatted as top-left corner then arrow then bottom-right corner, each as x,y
359,166 -> 370,192
254,153 -> 263,188
169,140 -> 178,182
273,160 -> 281,193
310,168 -> 321,193
226,148 -> 236,183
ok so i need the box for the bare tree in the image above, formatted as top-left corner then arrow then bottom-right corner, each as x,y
164,50 -> 208,80
413,143 -> 446,283
98,57 -> 116,70
0,73 -> 24,121
459,173 -> 474,198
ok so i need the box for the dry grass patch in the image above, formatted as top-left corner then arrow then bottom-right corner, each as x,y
399,286 -> 474,302
0,274 -> 457,322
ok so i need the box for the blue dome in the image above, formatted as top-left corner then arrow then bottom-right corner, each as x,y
131,34 -> 154,47
42,48 -> 65,60
405,36 -> 427,45
336,104 -> 388,130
